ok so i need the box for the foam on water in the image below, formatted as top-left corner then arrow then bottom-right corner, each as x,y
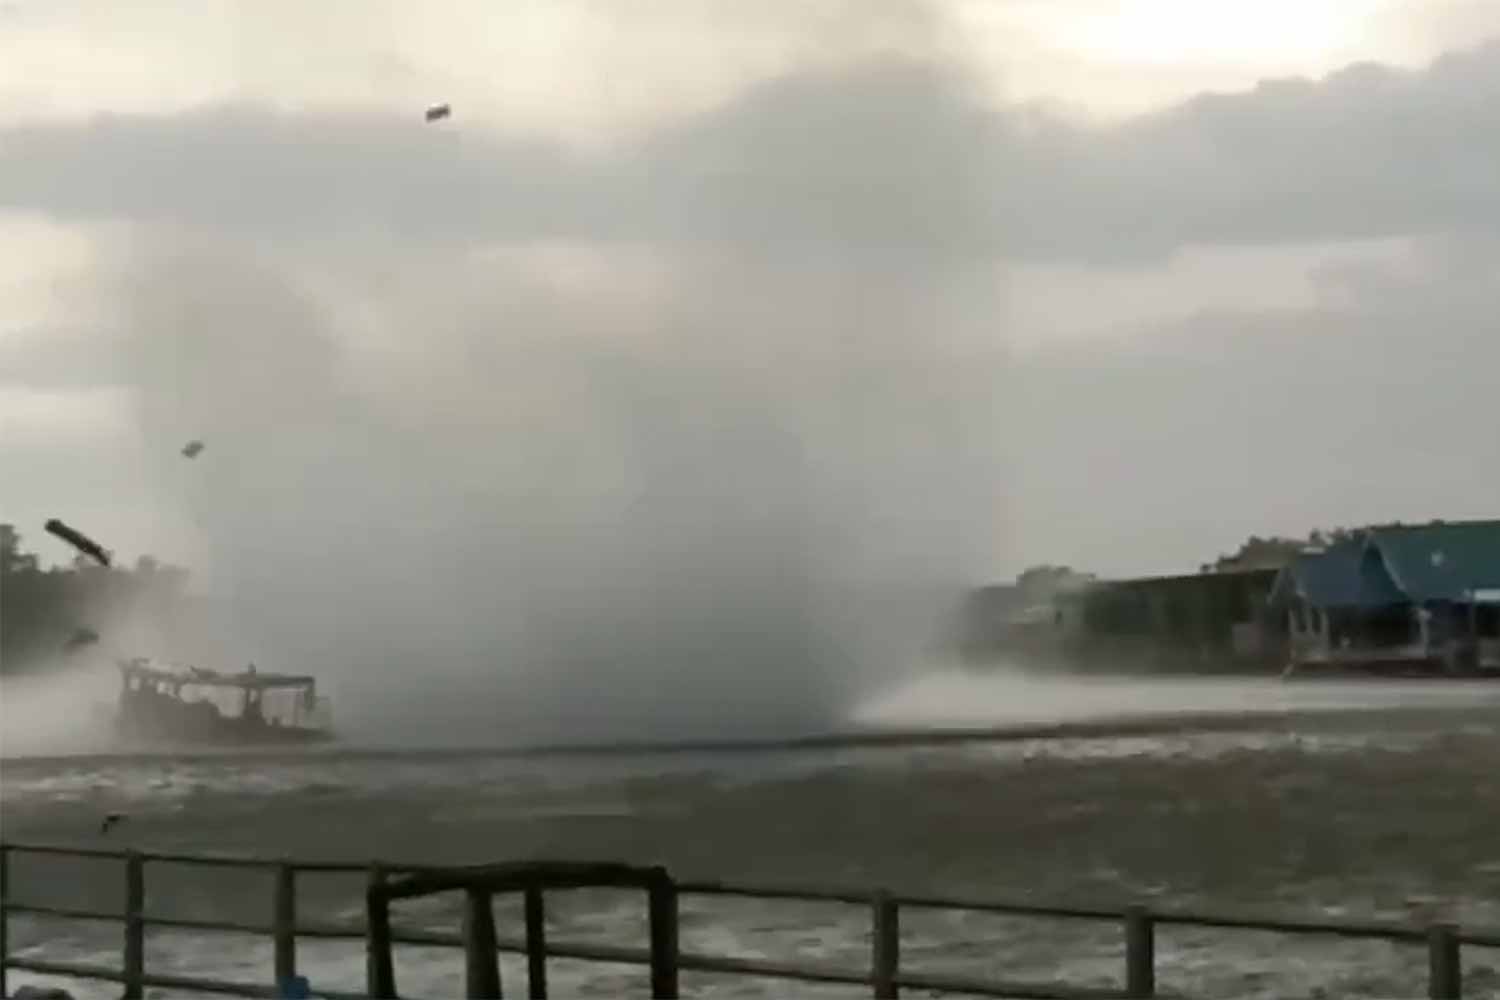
852,666 -> 1500,729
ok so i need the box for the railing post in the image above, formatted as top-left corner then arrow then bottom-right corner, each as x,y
122,850 -> 146,1000
366,864 -> 397,999
1,843 -> 10,999
525,885 -> 548,999
1124,905 -> 1155,998
1428,923 -> 1462,1000
647,868 -> 679,999
274,863 -> 297,989
871,891 -> 900,999
463,887 -> 502,999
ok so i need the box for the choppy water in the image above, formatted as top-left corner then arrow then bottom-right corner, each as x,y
8,671 -> 1500,997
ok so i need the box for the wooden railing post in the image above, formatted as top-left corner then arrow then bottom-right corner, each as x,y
1124,906 -> 1155,998
274,863 -> 298,989
462,888 -> 502,999
647,869 -> 679,999
366,864 -> 397,999
122,851 -> 146,1000
871,891 -> 900,999
1428,923 -> 1462,1000
1,843 -> 10,999
525,885 -> 548,999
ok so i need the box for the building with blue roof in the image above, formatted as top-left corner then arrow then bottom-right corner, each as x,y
1270,520 -> 1500,674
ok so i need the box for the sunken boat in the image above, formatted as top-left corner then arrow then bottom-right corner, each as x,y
115,657 -> 334,746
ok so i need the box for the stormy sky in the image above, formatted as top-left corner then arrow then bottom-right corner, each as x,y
2,1 -> 1499,737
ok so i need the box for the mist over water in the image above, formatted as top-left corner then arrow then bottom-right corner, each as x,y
37,219 -> 1005,750
855,663 -> 1500,731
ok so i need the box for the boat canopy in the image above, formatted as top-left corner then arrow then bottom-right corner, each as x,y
118,657 -> 316,691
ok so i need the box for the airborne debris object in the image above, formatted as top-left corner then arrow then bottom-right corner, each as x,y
44,518 -> 112,567
424,103 -> 451,123
100,812 -> 125,835
64,626 -> 100,652
182,440 -> 204,459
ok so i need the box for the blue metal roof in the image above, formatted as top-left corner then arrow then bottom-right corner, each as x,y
1267,521 -> 1500,609
1271,540 -> 1407,609
1367,521 -> 1500,603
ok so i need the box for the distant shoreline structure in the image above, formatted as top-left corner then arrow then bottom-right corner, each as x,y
958,519 -> 1500,678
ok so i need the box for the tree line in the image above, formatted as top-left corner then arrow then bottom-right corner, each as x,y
1006,521 -> 1424,589
0,523 -> 190,676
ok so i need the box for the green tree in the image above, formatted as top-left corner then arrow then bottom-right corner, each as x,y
1,522 -> 190,675
1,524 -> 40,575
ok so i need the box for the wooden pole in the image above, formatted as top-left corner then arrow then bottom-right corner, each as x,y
1428,923 -> 1462,1000
871,891 -> 900,999
1124,906 -> 1155,999
0,843 -> 9,999
647,869 -> 679,999
273,863 -> 297,988
462,887 -> 502,999
122,851 -> 146,1000
524,885 -> 548,999
366,864 -> 397,999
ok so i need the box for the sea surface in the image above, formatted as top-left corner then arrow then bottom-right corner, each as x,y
7,671 -> 1500,998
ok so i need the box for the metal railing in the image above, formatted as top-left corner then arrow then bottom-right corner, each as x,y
0,841 -> 1483,999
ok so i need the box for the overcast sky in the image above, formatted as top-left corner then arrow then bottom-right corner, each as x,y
4,0 -> 1500,586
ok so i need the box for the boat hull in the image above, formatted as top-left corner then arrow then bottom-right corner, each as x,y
116,696 -> 333,746
114,711 -> 335,746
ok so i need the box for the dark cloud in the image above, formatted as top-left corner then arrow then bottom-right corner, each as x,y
6,43 -> 1500,261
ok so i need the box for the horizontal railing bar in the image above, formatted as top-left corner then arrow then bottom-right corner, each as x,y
1460,931 -> 1500,949
683,881 -> 1121,922
898,970 -> 1139,1000
678,952 -> 866,986
134,850 -> 280,869
289,920 -> 364,940
678,880 -> 873,905
683,881 -> 1440,942
613,878 -> 1452,941
4,902 -> 121,922
891,893 -> 1121,922
288,860 -> 430,874
2,842 -> 439,875
146,913 -> 274,935
305,922 -> 869,983
4,893 -> 1433,947
2,842 -> 273,869
2,844 -> 123,860
5,902 -> 268,935
3,841 -> 1490,951
1152,909 -> 1425,942
266,922 -> 870,987
0,912 -> 1383,1000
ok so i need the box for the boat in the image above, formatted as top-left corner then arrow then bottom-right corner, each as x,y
114,657 -> 334,746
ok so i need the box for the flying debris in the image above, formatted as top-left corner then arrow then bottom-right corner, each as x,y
182,440 -> 204,459
44,519 -> 112,567
63,626 -> 100,652
100,813 -> 126,835
424,103 -> 451,123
